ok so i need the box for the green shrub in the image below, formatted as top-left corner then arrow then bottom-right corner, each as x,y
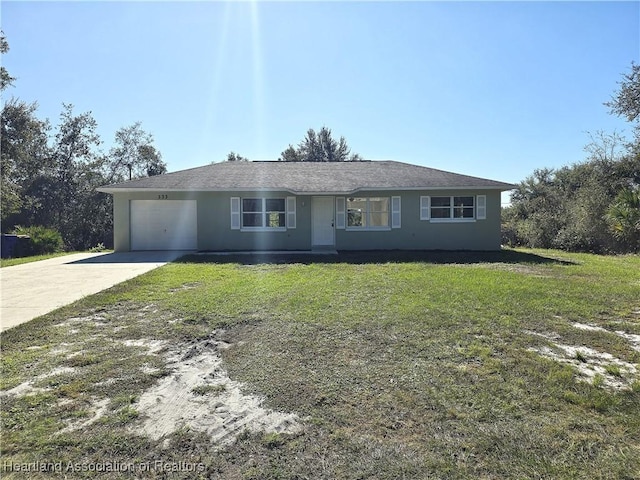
12,225 -> 64,256
89,242 -> 106,253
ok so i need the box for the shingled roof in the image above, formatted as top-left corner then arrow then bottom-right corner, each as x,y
98,161 -> 514,194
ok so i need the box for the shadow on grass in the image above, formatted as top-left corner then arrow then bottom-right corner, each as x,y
175,249 -> 576,266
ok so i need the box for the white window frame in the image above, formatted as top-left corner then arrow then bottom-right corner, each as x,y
420,195 -> 479,223
239,197 -> 287,231
346,197 -> 391,231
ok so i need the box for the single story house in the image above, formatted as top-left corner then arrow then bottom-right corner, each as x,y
97,160 -> 514,252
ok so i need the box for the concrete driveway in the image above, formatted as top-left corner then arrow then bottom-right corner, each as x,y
0,251 -> 188,332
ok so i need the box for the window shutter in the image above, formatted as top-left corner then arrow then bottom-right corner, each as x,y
420,196 -> 430,220
335,197 -> 346,229
391,196 -> 401,228
476,195 -> 486,220
286,196 -> 296,229
230,197 -> 241,229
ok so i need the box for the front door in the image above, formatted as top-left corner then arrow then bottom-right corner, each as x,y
312,196 -> 335,247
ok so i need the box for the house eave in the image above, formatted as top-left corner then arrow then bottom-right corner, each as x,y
97,185 -> 515,195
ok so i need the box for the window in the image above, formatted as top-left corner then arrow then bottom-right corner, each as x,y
424,196 -> 476,221
347,197 -> 389,229
452,196 -> 475,219
430,196 -> 452,219
242,198 -> 285,229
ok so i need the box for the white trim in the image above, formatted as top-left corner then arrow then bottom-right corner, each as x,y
230,197 -> 241,230
476,195 -> 486,220
240,227 -> 287,232
420,196 -> 431,220
286,196 -> 296,229
345,226 -> 392,232
98,185 -> 514,194
391,196 -> 401,228
429,219 -> 476,224
335,197 -> 346,229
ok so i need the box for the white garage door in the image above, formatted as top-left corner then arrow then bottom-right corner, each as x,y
130,200 -> 197,251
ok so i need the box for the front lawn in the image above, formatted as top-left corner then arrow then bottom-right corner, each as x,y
0,252 -> 81,268
1,249 -> 639,479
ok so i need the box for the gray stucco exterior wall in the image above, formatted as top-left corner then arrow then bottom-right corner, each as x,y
111,189 -> 503,252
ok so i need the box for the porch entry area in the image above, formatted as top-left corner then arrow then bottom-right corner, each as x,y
312,196 -> 335,249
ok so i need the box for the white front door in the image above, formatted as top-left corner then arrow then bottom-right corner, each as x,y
312,196 -> 335,247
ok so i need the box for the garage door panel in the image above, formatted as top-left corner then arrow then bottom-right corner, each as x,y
130,200 -> 197,251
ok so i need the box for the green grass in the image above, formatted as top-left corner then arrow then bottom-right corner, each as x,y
0,252 -> 80,268
1,248 -> 639,479
191,384 -> 227,395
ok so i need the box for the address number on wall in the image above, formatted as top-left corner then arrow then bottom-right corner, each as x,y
158,194 -> 168,200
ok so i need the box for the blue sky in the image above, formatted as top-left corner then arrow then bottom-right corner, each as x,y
2,1 -> 638,202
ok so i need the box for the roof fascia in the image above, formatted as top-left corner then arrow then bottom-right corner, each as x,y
97,185 -> 515,195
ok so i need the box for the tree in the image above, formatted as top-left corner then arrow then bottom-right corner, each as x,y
606,63 -> 640,124
606,62 -> 640,157
505,62 -> 640,253
225,151 -> 249,162
509,168 -> 566,249
279,145 -> 301,162
279,127 -> 362,162
0,34 -> 166,250
1,99 -> 51,226
138,144 -> 167,176
48,104 -> 102,246
505,134 -> 639,253
1,31 -> 16,91
606,187 -> 640,251
107,122 -> 166,182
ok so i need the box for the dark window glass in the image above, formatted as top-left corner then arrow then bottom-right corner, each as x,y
242,213 -> 263,227
265,198 -> 285,212
243,198 -> 262,212
430,197 -> 451,207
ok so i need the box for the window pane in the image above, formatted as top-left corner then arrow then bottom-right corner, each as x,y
454,196 -> 474,206
453,207 -> 474,218
453,196 -> 474,218
369,197 -> 389,212
347,198 -> 366,227
347,210 -> 365,227
369,212 -> 389,227
347,198 -> 367,210
265,198 -> 285,212
267,212 -> 286,227
242,213 -> 263,227
430,197 -> 451,207
243,198 -> 262,212
431,207 -> 451,219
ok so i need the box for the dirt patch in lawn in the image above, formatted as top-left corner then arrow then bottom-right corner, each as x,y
527,322 -> 640,391
571,322 -> 640,352
57,398 -> 110,435
459,262 -> 557,278
0,366 -> 76,398
133,336 -> 302,448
